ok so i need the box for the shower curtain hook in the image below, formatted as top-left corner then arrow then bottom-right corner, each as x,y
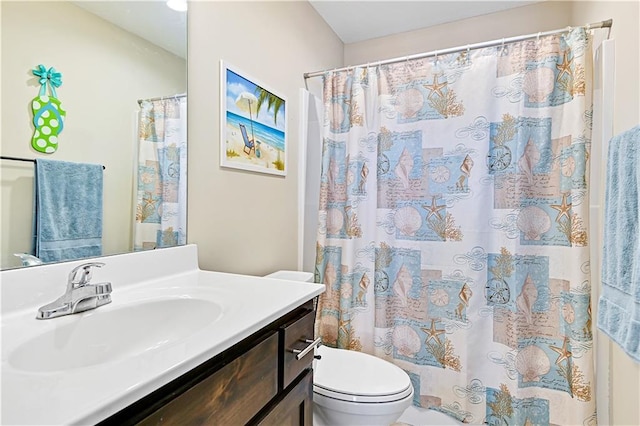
404,56 -> 412,73
564,26 -> 573,41
434,50 -> 439,65
536,32 -> 541,43
466,45 -> 471,64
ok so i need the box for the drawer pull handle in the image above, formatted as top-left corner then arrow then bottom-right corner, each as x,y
291,337 -> 322,360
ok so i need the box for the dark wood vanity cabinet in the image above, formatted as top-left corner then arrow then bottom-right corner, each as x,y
258,370 -> 313,426
100,301 -> 316,426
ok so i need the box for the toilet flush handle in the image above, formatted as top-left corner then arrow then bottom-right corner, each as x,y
291,337 -> 322,360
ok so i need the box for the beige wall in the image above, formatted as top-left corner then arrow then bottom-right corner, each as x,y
187,1 -> 342,275
345,1 -> 640,424
344,1 -> 573,65
0,1 -> 186,269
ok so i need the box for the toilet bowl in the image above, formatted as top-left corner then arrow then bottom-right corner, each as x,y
265,270 -> 414,426
313,345 -> 414,426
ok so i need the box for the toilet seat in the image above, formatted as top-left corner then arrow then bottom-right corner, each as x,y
313,346 -> 413,403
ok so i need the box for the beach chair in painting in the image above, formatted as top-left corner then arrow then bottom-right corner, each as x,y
239,124 -> 255,155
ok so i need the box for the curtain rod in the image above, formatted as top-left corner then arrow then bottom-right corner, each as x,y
304,19 -> 612,81
1,155 -> 105,170
137,93 -> 186,105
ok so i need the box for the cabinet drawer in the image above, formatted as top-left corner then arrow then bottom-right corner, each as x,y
281,310 -> 316,389
139,332 -> 278,426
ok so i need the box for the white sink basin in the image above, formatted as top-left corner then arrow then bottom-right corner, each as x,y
1,245 -> 325,426
9,297 -> 223,372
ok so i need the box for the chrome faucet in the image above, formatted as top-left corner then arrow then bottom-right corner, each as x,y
36,262 -> 112,320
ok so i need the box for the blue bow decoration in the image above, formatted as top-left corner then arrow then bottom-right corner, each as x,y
32,64 -> 63,97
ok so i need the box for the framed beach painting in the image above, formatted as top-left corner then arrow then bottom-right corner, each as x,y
220,61 -> 287,176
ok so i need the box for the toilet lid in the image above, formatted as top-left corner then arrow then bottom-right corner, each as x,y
313,346 -> 413,403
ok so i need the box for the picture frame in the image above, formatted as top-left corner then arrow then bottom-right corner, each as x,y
220,60 -> 287,176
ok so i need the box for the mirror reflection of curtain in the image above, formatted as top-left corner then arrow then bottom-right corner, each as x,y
134,97 -> 187,251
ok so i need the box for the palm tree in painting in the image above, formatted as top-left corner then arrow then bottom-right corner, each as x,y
255,88 -> 284,125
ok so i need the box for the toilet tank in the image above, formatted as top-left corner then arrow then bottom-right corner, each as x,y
264,270 -> 314,282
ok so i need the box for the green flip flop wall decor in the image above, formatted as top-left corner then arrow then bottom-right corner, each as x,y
31,64 -> 66,154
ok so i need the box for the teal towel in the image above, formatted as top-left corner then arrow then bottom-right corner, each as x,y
597,125 -> 640,362
34,159 -> 103,263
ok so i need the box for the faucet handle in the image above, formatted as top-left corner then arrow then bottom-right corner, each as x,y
68,262 -> 105,288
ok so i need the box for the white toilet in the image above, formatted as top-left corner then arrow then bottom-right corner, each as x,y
265,270 -> 414,426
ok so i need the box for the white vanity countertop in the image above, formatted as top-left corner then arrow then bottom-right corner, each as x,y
1,245 -> 324,425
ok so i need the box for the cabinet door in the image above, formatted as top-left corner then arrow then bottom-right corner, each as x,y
138,332 -> 278,426
257,369 -> 313,426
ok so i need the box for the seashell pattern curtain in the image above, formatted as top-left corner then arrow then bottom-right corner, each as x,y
134,97 -> 187,251
315,28 -> 595,425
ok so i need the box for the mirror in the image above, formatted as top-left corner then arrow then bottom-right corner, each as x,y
0,1 -> 187,269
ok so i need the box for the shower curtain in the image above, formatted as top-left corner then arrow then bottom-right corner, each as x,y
134,97 -> 187,251
315,28 -> 595,425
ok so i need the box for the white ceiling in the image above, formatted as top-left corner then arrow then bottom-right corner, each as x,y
73,1 -> 187,59
73,1 -> 539,59
309,1 -> 539,44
